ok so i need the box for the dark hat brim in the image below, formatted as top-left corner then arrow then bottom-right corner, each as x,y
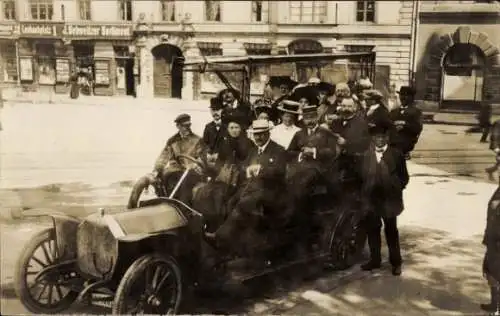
289,86 -> 319,105
268,76 -> 298,89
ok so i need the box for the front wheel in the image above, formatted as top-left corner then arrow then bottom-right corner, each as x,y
113,254 -> 183,315
14,228 -> 79,314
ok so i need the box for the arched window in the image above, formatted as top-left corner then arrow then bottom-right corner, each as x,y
443,43 -> 484,76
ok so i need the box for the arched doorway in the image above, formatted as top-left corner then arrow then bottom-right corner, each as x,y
151,44 -> 183,98
441,43 -> 485,109
287,39 -> 323,83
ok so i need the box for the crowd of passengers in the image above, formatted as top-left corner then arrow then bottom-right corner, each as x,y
147,75 -> 423,275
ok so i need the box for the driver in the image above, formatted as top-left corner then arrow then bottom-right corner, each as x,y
151,113 -> 206,204
206,119 -> 288,257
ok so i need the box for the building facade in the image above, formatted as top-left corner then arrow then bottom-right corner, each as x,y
414,0 -> 500,111
0,0 -> 414,100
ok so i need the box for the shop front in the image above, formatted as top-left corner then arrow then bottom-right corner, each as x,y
62,23 -> 135,97
0,24 -> 18,86
17,22 -> 67,93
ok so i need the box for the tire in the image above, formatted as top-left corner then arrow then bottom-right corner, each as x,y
127,175 -> 151,209
329,211 -> 367,269
113,254 -> 183,315
14,228 -> 79,314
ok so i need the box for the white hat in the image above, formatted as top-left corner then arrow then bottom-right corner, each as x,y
248,119 -> 272,134
358,78 -> 373,89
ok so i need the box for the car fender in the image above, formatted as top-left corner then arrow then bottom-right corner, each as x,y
21,209 -> 81,260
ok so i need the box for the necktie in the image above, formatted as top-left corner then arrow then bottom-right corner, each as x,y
376,147 -> 385,153
258,148 -> 263,155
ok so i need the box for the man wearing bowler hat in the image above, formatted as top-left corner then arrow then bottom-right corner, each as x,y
287,104 -> 341,217
203,97 -> 227,157
152,113 -> 206,204
389,86 -> 423,160
208,119 -> 288,257
358,118 -> 409,275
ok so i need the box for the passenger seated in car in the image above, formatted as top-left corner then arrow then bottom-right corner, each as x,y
206,119 -> 288,257
193,114 -> 253,232
287,104 -> 342,214
151,113 -> 206,205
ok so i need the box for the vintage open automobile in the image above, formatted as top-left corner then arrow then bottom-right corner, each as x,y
14,52 -> 375,314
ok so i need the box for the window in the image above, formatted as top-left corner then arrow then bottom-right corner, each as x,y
2,0 -> 15,20
289,1 -> 327,23
1,43 -> 17,82
205,0 -> 220,21
119,0 -> 132,21
252,1 -> 268,22
29,0 -> 53,20
356,0 -> 375,22
161,0 -> 175,21
78,0 -> 91,20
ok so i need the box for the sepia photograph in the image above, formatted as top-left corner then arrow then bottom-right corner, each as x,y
0,0 -> 500,315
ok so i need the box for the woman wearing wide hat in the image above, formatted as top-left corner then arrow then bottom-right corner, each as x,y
270,100 -> 302,149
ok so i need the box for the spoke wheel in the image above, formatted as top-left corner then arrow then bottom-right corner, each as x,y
14,228 -> 79,314
330,213 -> 367,269
113,254 -> 183,315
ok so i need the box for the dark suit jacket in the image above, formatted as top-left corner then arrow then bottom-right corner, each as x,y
389,105 -> 423,153
358,145 -> 409,218
287,126 -> 340,170
366,104 -> 391,126
203,121 -> 227,154
243,140 -> 287,188
330,113 -> 371,157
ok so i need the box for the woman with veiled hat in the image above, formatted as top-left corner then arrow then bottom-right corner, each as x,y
270,100 -> 302,149
192,113 -> 252,232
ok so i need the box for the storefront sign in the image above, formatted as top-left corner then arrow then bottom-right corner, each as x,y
20,23 -> 61,37
0,24 -> 16,37
63,24 -> 132,38
94,60 -> 110,85
56,58 -> 70,83
19,57 -> 34,81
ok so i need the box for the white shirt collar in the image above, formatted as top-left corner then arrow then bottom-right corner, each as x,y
308,125 -> 319,134
375,144 -> 388,153
257,138 -> 271,153
231,100 -> 238,109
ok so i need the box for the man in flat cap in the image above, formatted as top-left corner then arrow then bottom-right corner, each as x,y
389,86 -> 423,160
358,118 -> 409,276
208,119 -> 288,257
152,113 -> 206,204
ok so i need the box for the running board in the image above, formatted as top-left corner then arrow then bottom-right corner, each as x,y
227,252 -> 330,283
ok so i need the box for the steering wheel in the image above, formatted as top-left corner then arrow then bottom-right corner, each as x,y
176,154 -> 207,174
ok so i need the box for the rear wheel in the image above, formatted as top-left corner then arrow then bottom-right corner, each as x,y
329,212 -> 367,270
14,228 -> 79,314
113,254 -> 183,315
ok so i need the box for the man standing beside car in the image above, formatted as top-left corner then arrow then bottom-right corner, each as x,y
358,118 -> 409,276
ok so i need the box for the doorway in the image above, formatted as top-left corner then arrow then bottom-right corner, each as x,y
151,44 -> 183,98
441,43 -> 485,110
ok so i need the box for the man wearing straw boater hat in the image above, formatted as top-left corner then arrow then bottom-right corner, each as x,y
271,100 -> 302,149
207,119 -> 288,257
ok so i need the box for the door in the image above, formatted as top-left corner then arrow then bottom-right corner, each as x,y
153,56 -> 171,98
151,44 -> 183,98
441,43 -> 485,109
